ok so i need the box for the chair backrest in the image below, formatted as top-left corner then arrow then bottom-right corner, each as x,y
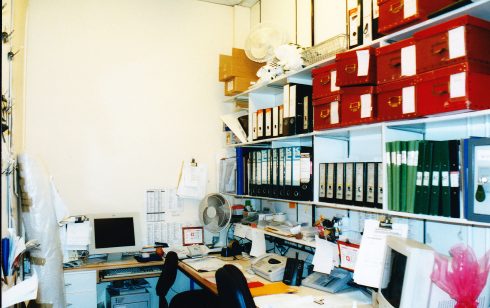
156,251 -> 179,306
215,264 -> 255,308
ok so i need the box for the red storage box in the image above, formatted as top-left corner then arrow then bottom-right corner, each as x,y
312,64 -> 340,100
377,77 -> 419,121
313,94 -> 341,131
336,47 -> 376,87
416,62 -> 490,116
377,0 -> 465,34
376,38 -> 416,84
414,15 -> 490,74
340,86 -> 377,127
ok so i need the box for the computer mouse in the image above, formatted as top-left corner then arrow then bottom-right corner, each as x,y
268,258 -> 281,264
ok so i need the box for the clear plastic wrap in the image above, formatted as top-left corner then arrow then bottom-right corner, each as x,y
431,244 -> 490,308
18,154 -> 65,307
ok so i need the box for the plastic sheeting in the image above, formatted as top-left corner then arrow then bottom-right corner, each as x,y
18,154 -> 65,307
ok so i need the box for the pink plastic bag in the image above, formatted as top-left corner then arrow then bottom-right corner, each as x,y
431,244 -> 490,308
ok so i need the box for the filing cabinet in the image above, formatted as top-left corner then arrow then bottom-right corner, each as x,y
64,270 -> 97,308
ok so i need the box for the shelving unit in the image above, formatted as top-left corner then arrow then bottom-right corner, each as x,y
223,1 -> 490,230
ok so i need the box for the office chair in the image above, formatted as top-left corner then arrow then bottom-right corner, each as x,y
215,264 -> 256,308
158,252 -> 217,308
156,251 -> 179,308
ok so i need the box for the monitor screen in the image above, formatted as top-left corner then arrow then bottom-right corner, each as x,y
380,249 -> 407,308
88,212 -> 142,256
93,217 -> 136,249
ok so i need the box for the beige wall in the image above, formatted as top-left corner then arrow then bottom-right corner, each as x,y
23,0 -> 234,217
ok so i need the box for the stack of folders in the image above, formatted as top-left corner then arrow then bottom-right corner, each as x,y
252,84 -> 312,141
385,140 -> 460,217
318,162 -> 383,208
238,146 -> 313,201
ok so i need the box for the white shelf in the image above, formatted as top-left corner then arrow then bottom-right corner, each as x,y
225,193 -> 490,227
226,132 -> 314,148
224,0 -> 490,104
233,224 -> 316,248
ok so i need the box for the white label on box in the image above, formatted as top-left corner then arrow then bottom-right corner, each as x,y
300,153 -> 311,184
432,172 -> 440,186
331,70 -> 339,92
227,79 -> 234,91
356,50 -> 370,76
423,171 -> 431,186
450,171 -> 460,188
441,171 -> 449,187
450,72 -> 466,98
402,86 -> 416,114
449,26 -> 466,59
360,94 -> 372,118
331,101 -> 339,124
404,0 -> 417,18
401,45 -> 416,76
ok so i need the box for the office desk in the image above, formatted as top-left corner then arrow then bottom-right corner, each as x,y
64,257 -> 165,283
178,256 -> 373,308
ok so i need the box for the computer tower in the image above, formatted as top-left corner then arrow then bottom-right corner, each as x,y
106,288 -> 151,308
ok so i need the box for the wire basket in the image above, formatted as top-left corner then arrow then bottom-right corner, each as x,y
301,34 -> 348,67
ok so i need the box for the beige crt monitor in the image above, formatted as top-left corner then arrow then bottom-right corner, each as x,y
377,236 -> 435,308
88,212 -> 143,261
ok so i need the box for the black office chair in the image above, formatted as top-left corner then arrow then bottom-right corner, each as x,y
157,251 -> 217,308
156,251 -> 179,308
215,264 -> 256,308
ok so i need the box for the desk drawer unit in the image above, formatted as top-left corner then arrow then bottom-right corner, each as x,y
64,270 -> 97,308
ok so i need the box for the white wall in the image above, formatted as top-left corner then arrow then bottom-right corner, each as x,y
24,0 -> 234,217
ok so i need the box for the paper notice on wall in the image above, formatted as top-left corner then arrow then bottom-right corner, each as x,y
177,163 -> 208,200
312,235 -> 338,274
250,228 -> 266,257
353,219 -> 408,288
356,50 -> 370,76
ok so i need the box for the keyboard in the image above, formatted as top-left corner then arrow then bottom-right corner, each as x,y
102,266 -> 162,278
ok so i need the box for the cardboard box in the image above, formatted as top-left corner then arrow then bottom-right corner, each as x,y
313,94 -> 341,131
312,63 -> 340,100
218,48 -> 263,81
376,38 -> 415,84
340,86 -> 377,127
224,76 -> 254,96
336,47 -> 377,87
377,77 -> 418,121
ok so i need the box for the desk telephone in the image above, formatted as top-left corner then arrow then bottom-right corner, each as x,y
302,267 -> 353,293
251,253 -> 287,282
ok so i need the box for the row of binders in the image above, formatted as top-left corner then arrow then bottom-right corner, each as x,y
386,140 -> 460,217
252,84 -> 312,140
236,146 -> 313,201
319,162 -> 383,208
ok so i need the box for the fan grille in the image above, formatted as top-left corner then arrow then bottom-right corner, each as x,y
199,194 -> 231,233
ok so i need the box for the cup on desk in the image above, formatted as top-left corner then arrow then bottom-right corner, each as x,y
142,252 -> 150,258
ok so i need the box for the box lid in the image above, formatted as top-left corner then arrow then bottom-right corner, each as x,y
375,38 -> 415,56
340,86 -> 377,95
417,61 -> 490,82
414,15 -> 490,40
312,63 -> 336,77
313,94 -> 341,106
377,77 -> 417,92
335,47 -> 376,61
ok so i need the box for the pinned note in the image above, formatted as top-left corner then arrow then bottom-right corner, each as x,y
250,228 -> 266,257
312,235 -> 335,274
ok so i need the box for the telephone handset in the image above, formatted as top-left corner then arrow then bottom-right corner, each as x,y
283,252 -> 304,286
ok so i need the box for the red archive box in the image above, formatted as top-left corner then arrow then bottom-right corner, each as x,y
336,47 -> 377,87
414,15 -> 490,74
376,38 -> 416,84
313,94 -> 341,131
340,86 -> 377,127
312,64 -> 340,100
377,77 -> 419,121
416,62 -> 490,116
377,0 -> 466,34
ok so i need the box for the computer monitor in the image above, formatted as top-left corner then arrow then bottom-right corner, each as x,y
88,212 -> 142,261
377,236 -> 435,308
